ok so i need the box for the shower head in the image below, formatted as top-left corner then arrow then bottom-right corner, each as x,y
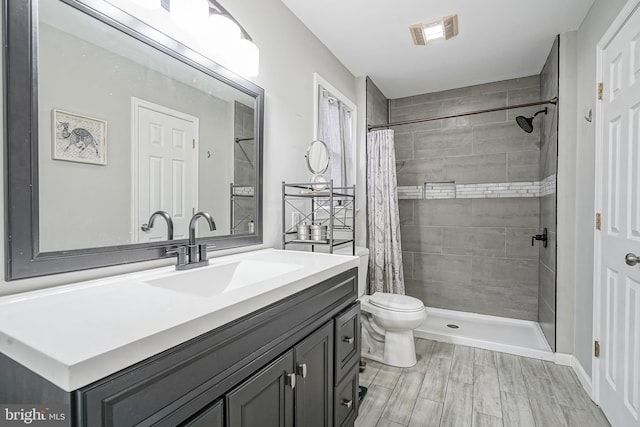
515,108 -> 548,133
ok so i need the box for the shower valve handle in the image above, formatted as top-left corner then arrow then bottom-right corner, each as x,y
531,228 -> 548,248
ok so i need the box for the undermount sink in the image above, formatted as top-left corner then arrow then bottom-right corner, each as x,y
146,259 -> 303,297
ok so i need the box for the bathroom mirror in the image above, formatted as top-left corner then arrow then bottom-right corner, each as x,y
305,140 -> 330,175
3,0 -> 264,280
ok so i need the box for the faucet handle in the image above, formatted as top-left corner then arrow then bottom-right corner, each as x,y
198,244 -> 208,263
166,246 -> 187,266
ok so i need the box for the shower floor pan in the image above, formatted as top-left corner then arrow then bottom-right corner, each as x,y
414,307 -> 553,360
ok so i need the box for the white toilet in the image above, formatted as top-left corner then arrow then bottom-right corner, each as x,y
336,246 -> 426,368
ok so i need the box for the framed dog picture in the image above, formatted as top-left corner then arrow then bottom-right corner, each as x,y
52,109 -> 107,165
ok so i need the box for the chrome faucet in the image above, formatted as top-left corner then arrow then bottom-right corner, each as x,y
166,211 -> 216,270
141,211 -> 174,240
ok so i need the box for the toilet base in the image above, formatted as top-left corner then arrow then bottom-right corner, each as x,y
383,330 -> 417,367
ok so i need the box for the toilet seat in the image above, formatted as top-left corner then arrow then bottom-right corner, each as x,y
369,292 -> 424,312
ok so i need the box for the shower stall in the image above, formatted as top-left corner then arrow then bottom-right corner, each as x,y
364,37 -> 560,358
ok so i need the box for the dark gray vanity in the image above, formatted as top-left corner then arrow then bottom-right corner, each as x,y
1,268 -> 360,427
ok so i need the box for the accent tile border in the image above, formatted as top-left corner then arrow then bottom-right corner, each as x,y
232,186 -> 255,196
397,174 -> 556,200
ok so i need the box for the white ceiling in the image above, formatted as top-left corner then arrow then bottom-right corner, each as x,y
280,0 -> 595,99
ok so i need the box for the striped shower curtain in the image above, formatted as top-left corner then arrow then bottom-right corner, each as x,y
366,129 -> 405,295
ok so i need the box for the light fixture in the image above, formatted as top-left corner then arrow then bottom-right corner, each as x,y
127,0 -> 161,9
122,0 -> 260,77
170,0 -> 210,34
228,38 -> 260,77
209,13 -> 241,41
410,14 -> 458,45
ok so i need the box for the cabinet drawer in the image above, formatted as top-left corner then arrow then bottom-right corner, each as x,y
181,399 -> 223,427
334,302 -> 360,382
333,365 -> 359,427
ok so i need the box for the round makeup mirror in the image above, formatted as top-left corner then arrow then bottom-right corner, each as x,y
305,140 -> 330,175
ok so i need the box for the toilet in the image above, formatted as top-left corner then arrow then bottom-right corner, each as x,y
335,247 -> 426,368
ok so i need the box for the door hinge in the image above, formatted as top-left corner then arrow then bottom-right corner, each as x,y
596,213 -> 601,230
192,139 -> 196,149
598,82 -> 603,100
594,340 -> 600,358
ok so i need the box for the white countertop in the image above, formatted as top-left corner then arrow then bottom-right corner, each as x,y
0,249 -> 358,391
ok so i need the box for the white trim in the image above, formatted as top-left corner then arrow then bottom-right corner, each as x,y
551,354 -> 594,399
554,352 -> 573,366
130,97 -> 200,242
592,0 -> 640,407
312,73 -> 357,139
572,355 -> 595,400
312,73 -> 358,186
598,0 -> 640,49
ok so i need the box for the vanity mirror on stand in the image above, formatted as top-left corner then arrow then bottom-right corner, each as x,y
3,0 -> 264,280
305,140 -> 330,191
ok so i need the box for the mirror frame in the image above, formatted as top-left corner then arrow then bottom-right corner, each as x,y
3,0 -> 264,280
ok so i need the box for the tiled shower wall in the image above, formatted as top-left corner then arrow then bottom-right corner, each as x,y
366,77 -> 388,128
392,76 -> 544,321
538,37 -> 559,349
232,101 -> 255,233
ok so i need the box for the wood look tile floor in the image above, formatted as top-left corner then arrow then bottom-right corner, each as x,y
355,339 -> 610,427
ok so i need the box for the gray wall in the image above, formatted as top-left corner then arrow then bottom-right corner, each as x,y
538,37 -> 559,351
392,76 -> 543,320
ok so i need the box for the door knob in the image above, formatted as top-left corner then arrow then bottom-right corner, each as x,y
626,253 -> 639,266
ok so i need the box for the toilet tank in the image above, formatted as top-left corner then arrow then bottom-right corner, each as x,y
335,246 -> 369,297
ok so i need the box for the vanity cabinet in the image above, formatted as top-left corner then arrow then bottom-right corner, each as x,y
227,320 -> 334,427
227,351 -> 295,427
0,268 -> 359,427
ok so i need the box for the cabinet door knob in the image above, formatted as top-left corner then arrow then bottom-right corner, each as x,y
341,399 -> 353,408
343,336 -> 354,344
285,372 -> 296,389
296,363 -> 308,378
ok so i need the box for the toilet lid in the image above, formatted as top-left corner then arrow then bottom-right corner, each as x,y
369,293 -> 424,312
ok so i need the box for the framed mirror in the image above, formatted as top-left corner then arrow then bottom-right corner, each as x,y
305,140 -> 330,175
3,0 -> 264,280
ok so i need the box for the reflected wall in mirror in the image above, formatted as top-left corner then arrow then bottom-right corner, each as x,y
4,0 -> 264,279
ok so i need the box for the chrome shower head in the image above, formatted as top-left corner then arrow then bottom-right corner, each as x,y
515,107 -> 548,133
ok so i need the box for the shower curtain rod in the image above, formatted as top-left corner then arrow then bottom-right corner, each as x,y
367,96 -> 558,131
234,137 -> 254,143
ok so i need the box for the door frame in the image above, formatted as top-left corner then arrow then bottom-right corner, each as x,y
592,0 -> 640,405
131,97 -> 200,242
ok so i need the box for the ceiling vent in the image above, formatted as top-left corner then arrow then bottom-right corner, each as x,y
410,14 -> 458,45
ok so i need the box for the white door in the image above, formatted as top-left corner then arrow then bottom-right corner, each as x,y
133,99 -> 199,242
598,3 -> 640,426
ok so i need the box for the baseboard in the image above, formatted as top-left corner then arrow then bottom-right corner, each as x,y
554,352 -> 573,366
554,353 -> 594,399
572,356 -> 594,400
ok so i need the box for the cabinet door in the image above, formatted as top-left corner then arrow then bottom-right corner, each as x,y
181,399 -> 223,427
334,366 -> 359,427
294,321 -> 334,427
334,302 -> 361,382
227,351 -> 295,427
